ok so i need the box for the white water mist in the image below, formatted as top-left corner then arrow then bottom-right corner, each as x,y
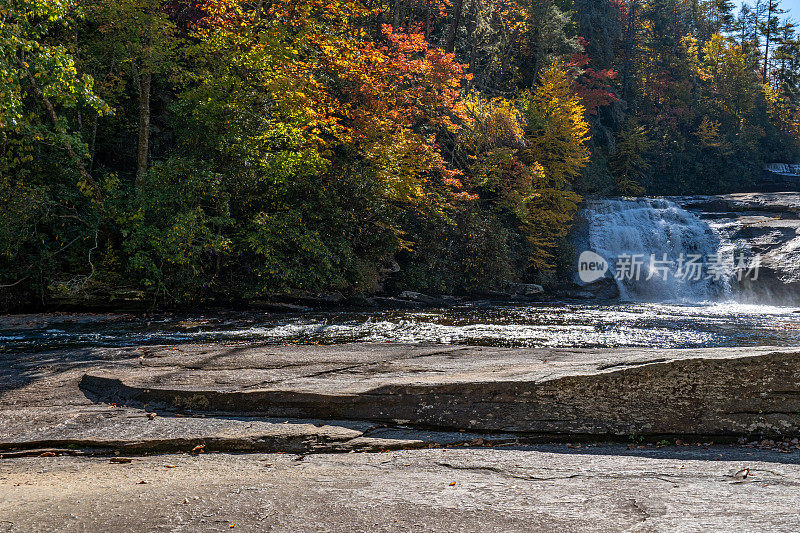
583,198 -> 732,302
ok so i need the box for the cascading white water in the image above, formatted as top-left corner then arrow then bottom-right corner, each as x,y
583,198 -> 733,302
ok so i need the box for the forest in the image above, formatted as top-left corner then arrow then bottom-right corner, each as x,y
1,0 -> 799,308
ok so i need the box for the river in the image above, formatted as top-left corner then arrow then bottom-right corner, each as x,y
2,301 -> 800,352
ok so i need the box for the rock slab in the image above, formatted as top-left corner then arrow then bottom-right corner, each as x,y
79,344 -> 800,438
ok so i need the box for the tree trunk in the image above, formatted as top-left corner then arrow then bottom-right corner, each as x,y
21,61 -> 103,204
375,0 -> 384,39
446,0 -> 465,53
393,0 -> 401,32
425,0 -> 431,40
135,67 -> 151,189
763,0 -> 774,84
621,0 -> 639,105
466,0 -> 479,81
528,22 -> 540,87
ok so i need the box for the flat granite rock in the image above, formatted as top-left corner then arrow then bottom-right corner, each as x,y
3,446 -> 800,531
78,344 -> 800,438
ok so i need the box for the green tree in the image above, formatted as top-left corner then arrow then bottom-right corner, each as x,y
82,0 -> 179,188
1,0 -> 109,202
610,120 -> 650,195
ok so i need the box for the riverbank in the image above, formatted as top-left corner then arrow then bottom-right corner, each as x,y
6,191 -> 800,314
4,342 -> 800,531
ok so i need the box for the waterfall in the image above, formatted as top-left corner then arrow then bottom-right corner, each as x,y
582,198 -> 732,302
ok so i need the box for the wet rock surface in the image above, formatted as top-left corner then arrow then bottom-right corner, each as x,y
676,192 -> 800,303
677,192 -> 800,214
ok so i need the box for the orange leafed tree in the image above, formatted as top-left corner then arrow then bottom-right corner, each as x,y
196,0 -> 471,207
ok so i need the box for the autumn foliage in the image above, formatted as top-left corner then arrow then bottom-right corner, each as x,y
1,0 -> 798,307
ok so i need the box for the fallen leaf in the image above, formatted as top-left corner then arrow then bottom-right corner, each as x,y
110,457 -> 132,464
165,464 -> 178,468
448,482 -> 456,486
732,468 -> 750,480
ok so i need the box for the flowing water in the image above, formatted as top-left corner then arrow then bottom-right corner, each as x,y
2,302 -> 800,353
583,198 -> 733,301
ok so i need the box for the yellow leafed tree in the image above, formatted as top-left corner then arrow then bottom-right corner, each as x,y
520,64 -> 591,189
460,66 -> 589,269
